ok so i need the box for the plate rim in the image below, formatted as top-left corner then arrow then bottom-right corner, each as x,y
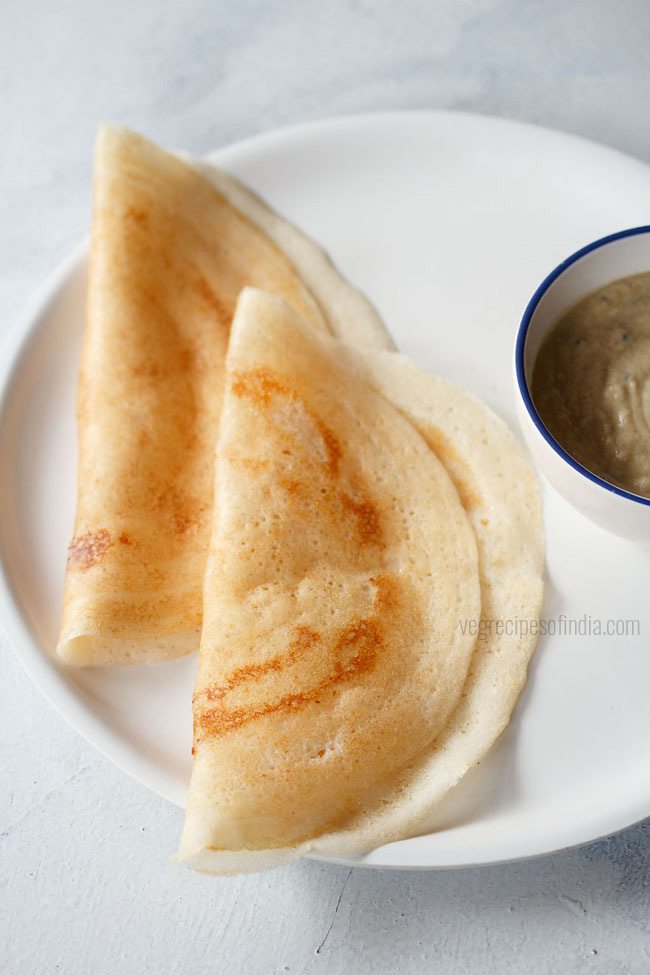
2,109 -> 649,870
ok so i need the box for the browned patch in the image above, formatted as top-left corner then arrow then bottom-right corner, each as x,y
315,420 -> 341,476
341,493 -> 383,546
118,532 -> 132,545
67,529 -> 112,571
280,477 -> 301,495
125,205 -> 149,227
231,368 -> 341,476
194,275 -> 232,328
173,510 -> 193,534
231,367 -> 292,405
201,626 -> 321,703
424,425 -> 481,509
370,573 -> 399,611
195,619 -> 381,740
129,345 -> 196,382
131,360 -> 164,381
154,488 -> 203,534
424,426 -> 458,467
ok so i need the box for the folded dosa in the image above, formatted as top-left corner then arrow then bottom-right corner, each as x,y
178,289 -> 480,874
58,126 -> 390,666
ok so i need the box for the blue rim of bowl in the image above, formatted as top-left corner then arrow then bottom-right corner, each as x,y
515,225 -> 650,507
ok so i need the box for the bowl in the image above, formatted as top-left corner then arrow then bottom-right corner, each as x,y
515,226 -> 650,544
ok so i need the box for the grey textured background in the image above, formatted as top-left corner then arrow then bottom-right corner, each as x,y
2,1 -> 649,972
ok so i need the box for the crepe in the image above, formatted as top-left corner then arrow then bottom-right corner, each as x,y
58,126 -> 392,666
179,322 -> 543,874
178,288 -> 481,874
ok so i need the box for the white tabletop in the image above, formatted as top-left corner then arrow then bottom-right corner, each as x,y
2,1 -> 649,972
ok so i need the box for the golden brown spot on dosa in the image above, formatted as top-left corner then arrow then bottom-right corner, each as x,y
424,425 -> 481,509
195,619 -> 381,740
201,626 -> 321,703
280,477 -> 301,495
154,488 -> 202,534
67,529 -> 112,571
371,573 -> 399,611
125,205 -> 148,227
315,421 -> 342,477
231,368 -> 341,475
341,493 -> 383,546
194,275 -> 233,328
231,367 -> 290,404
275,476 -> 383,546
118,532 -> 132,545
129,344 -> 196,381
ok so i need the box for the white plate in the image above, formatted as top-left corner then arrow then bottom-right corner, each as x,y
1,111 -> 649,870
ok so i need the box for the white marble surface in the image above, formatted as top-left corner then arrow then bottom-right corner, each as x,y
2,0 -> 650,972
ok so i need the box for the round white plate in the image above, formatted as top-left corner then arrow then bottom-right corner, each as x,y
1,111 -> 649,870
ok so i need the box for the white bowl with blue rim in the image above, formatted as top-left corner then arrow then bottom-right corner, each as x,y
515,226 -> 650,544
